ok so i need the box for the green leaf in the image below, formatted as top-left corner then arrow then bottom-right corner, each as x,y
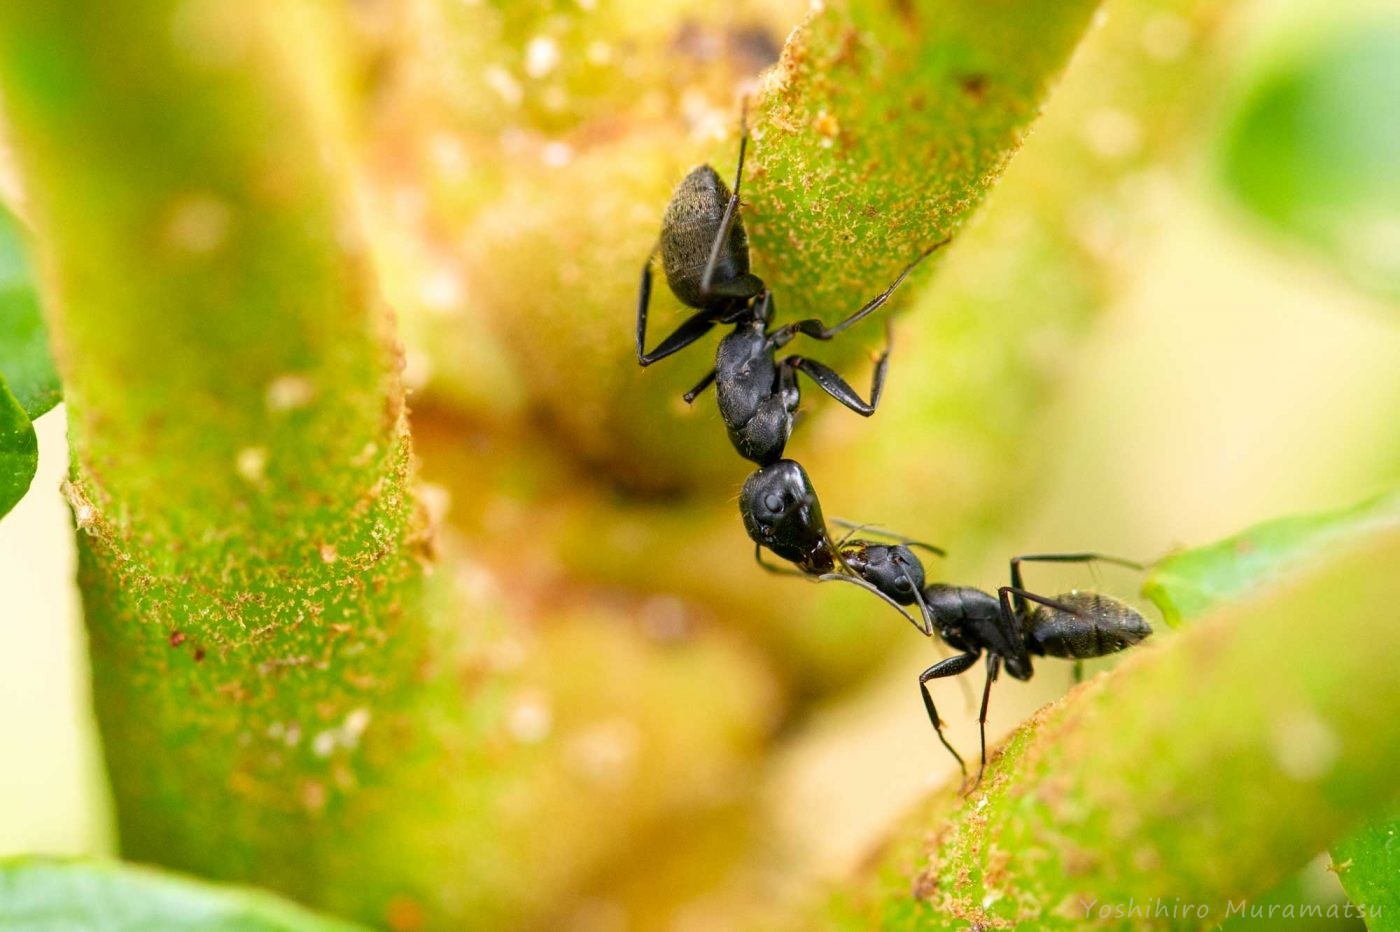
0,859 -> 368,931
1142,488 -> 1400,626
1218,20 -> 1400,305
0,376 -> 37,520
0,202 -> 60,418
1332,807 -> 1400,929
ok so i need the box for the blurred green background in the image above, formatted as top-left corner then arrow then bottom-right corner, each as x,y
1,0 -> 1398,926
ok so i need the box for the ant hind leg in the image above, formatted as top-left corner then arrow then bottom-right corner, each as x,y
699,99 -> 752,298
969,654 -> 1001,794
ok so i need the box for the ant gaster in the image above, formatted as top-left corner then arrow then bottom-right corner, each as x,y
636,104 -> 948,465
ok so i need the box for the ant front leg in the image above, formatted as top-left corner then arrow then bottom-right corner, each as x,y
785,356 -> 885,416
918,651 -> 980,781
784,318 -> 892,417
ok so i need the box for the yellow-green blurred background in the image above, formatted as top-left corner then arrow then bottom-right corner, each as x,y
2,0 -> 1398,925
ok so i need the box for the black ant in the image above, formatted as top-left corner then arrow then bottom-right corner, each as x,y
902,554 -> 1153,791
738,459 -> 946,618
636,104 -> 948,465
739,461 -> 1153,791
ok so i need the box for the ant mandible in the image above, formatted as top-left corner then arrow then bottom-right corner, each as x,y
636,102 -> 948,465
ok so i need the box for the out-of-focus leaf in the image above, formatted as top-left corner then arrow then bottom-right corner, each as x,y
0,377 -> 37,520
0,858 -> 368,931
0,204 -> 60,418
1143,489 -> 1400,626
1332,808 -> 1400,929
1218,21 -> 1400,305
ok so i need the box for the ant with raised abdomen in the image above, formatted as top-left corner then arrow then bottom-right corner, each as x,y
636,103 -> 947,465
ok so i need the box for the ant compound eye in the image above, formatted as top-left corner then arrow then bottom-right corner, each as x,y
896,577 -> 912,592
763,493 -> 784,515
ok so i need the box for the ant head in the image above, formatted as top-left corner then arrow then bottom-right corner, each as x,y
739,460 -> 833,570
841,542 -> 925,601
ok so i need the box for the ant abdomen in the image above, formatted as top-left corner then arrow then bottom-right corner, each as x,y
1025,591 -> 1152,660
660,166 -> 760,307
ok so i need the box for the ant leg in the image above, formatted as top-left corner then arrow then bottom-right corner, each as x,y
755,288 -> 775,326
1006,553 -> 1142,616
998,586 -> 1081,619
638,308 -> 720,367
785,355 -> 884,415
638,233 -> 737,366
636,251 -> 655,362
754,543 -> 805,578
782,315 -> 893,415
699,98 -> 750,298
919,651 -> 980,779
970,654 -> 1001,793
1010,552 -> 1145,582
817,573 -> 928,636
683,368 -> 717,403
1009,552 -> 1145,599
782,236 -> 953,341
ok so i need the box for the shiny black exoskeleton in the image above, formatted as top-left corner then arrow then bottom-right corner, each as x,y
739,461 -> 948,620
827,545 -> 1153,788
636,105 -> 945,464
738,459 -> 839,573
740,475 -> 1153,791
829,525 -> 945,634
914,554 -> 1152,788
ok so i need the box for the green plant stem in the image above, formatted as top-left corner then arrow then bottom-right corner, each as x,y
0,0 -> 428,897
747,0 -> 1100,318
820,526 -> 1400,928
0,4 -> 773,927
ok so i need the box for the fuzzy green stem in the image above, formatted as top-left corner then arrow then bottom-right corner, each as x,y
823,527 -> 1400,927
0,0 -> 427,906
748,0 -> 1101,318
0,6 -> 775,926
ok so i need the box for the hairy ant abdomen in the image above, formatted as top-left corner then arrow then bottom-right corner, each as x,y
1023,591 -> 1152,659
660,165 -> 763,307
